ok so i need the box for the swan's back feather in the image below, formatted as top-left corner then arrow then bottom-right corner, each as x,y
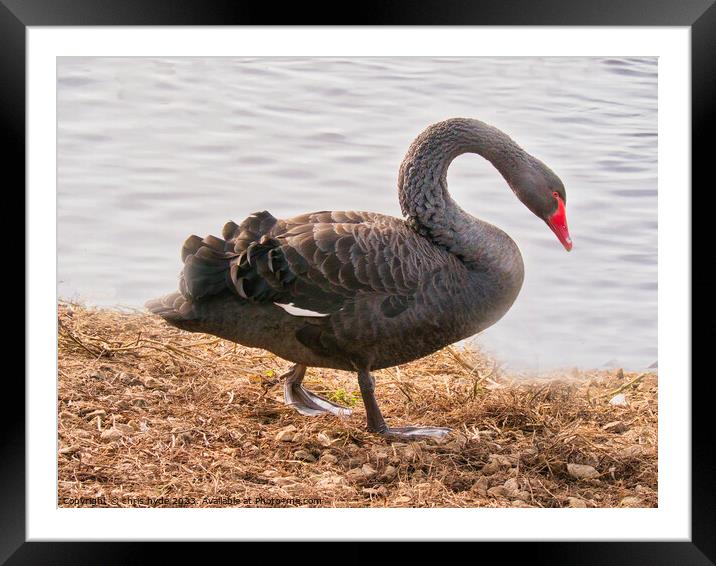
170,209 -> 458,322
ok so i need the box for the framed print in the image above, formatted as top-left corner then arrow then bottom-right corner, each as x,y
8,0 -> 711,560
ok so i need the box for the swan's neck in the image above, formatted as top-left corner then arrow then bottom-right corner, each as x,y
398,118 -> 525,270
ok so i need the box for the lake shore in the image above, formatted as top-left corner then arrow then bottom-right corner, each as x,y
58,303 -> 657,508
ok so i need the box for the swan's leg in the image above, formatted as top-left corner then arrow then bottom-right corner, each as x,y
357,369 -> 451,440
282,364 -> 352,417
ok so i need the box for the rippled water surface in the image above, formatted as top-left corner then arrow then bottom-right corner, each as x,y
57,57 -> 657,370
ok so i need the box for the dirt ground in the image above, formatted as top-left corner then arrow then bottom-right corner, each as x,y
57,302 -> 657,508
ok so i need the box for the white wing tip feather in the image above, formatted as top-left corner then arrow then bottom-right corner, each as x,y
274,302 -> 330,317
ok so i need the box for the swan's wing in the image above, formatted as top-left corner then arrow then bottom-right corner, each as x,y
219,210 -> 449,318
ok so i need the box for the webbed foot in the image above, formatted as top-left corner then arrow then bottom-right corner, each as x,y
282,364 -> 352,418
377,426 -> 452,440
356,368 -> 451,441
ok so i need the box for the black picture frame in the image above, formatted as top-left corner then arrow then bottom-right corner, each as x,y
8,0 -> 710,561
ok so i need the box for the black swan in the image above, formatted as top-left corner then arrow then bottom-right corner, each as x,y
146,118 -> 572,439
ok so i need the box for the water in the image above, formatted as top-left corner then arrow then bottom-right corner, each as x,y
57,57 -> 657,371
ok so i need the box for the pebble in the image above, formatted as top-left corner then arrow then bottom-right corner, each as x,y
100,427 -> 123,442
294,449 -> 317,463
345,467 -> 365,482
316,432 -> 333,447
275,425 -> 297,442
603,421 -> 627,433
119,372 -> 142,385
347,456 -> 366,468
88,372 -> 109,380
487,486 -> 508,498
320,453 -> 339,465
361,463 -> 377,478
567,463 -> 600,480
609,394 -> 628,407
503,478 -> 530,501
59,445 -> 80,455
381,465 -> 398,480
471,476 -> 489,496
567,497 -> 588,508
482,454 -> 515,474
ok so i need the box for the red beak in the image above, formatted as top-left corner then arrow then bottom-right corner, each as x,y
547,194 -> 572,251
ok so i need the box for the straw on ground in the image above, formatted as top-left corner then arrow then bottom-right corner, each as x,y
58,302 -> 657,508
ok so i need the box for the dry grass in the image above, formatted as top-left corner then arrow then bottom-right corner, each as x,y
57,302 -> 657,508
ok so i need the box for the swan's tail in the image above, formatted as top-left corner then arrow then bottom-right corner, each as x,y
145,231 -> 233,327
145,233 -> 232,327
145,233 -> 233,327
178,233 -> 235,301
144,292 -> 198,328
146,210 -> 280,326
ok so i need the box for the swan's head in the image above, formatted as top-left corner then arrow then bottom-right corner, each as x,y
508,156 -> 572,251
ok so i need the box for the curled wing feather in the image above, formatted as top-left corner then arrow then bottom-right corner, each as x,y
221,210 -> 451,318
